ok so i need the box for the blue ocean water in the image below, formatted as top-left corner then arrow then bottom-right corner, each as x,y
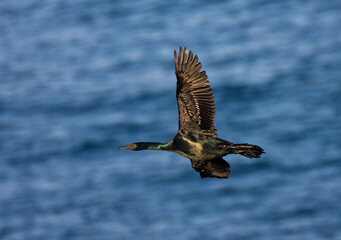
1,0 -> 341,239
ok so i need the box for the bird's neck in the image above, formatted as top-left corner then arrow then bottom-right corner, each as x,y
137,142 -> 172,151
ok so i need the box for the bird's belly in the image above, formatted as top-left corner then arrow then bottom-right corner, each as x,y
171,135 -> 201,160
172,134 -> 220,160
176,144 -> 221,160
175,143 -> 203,160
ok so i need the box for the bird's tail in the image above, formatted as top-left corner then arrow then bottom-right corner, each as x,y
229,144 -> 265,158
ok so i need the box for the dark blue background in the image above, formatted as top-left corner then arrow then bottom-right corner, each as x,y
1,0 -> 341,239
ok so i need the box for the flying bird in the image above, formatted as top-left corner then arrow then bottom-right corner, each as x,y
118,47 -> 265,178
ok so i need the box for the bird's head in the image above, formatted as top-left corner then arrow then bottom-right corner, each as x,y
117,143 -> 143,151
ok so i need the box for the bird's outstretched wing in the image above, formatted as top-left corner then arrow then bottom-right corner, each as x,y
174,47 -> 217,138
190,157 -> 230,178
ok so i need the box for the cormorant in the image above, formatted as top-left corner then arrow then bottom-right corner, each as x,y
118,47 -> 265,179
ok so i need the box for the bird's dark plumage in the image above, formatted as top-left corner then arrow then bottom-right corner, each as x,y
174,47 -> 217,138
191,157 -> 230,179
117,47 -> 265,179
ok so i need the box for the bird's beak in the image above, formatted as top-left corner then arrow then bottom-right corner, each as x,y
117,145 -> 132,150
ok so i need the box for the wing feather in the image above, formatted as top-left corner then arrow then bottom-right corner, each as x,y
190,157 -> 230,178
174,47 -> 217,137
